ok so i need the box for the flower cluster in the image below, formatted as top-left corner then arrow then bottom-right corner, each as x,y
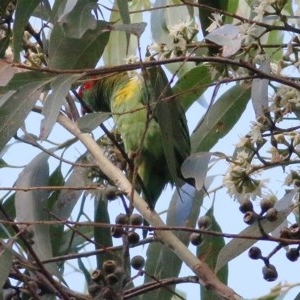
223,150 -> 265,201
270,86 -> 300,120
148,18 -> 198,59
252,0 -> 277,22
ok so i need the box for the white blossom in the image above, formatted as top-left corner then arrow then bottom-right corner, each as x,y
167,18 -> 196,40
249,121 -> 264,143
206,13 -> 223,33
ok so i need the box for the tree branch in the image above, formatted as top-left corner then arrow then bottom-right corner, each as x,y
57,113 -> 242,300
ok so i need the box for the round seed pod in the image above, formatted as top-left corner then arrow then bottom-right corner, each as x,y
130,214 -> 143,226
239,198 -> 253,213
248,247 -> 262,260
197,216 -> 212,229
127,231 -> 140,245
189,233 -> 203,246
131,255 -> 145,270
262,264 -> 278,282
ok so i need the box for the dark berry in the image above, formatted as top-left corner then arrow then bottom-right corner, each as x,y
286,248 -> 299,262
265,207 -> 278,222
248,247 -> 262,260
243,211 -> 257,225
130,214 -> 143,226
115,213 -> 128,225
260,198 -> 274,213
127,231 -> 140,245
105,273 -> 119,286
197,216 -> 212,229
239,198 -> 253,213
189,233 -> 202,246
262,264 -> 278,282
103,260 -> 117,274
110,226 -> 124,238
131,255 -> 145,270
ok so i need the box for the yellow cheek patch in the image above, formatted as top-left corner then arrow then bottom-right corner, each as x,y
114,77 -> 140,107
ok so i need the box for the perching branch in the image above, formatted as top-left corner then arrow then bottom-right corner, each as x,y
57,113 -> 242,300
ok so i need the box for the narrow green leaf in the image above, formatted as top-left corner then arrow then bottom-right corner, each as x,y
59,224 -> 94,255
48,20 -> 110,69
12,0 -> 40,62
0,72 -> 54,91
52,161 -> 91,220
76,112 -> 110,133
0,80 -> 49,152
191,85 -> 251,153
109,22 -> 147,38
102,1 -> 142,66
0,241 -> 13,290
58,0 -> 98,39
172,65 -> 211,111
251,58 -> 270,118
40,74 -> 81,140
15,152 -> 60,278
116,0 -> 131,24
199,207 -> 228,300
94,195 -> 114,268
0,60 -> 15,86
32,0 -> 53,22
215,191 -> 295,273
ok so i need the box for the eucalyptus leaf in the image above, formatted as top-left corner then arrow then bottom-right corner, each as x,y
76,112 -> 110,133
58,0 -> 97,39
12,0 -> 40,62
0,241 -> 13,290
52,160 -> 92,220
191,85 -> 251,153
0,80 -> 50,152
94,194 -> 115,268
0,60 -> 15,86
102,1 -> 142,66
205,24 -> 242,57
48,20 -> 110,69
199,207 -> 228,299
172,65 -> 211,111
251,58 -> 270,118
40,74 -> 81,140
109,22 -> 147,37
15,152 -> 61,278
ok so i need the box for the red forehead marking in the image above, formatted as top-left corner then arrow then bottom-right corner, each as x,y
78,76 -> 97,98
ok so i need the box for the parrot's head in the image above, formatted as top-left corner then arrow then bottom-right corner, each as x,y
78,73 -> 129,114
78,78 -> 98,114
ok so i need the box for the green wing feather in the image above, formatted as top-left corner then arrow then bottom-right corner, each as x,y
81,69 -> 190,208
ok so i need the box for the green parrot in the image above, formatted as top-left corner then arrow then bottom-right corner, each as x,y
79,68 -> 190,210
